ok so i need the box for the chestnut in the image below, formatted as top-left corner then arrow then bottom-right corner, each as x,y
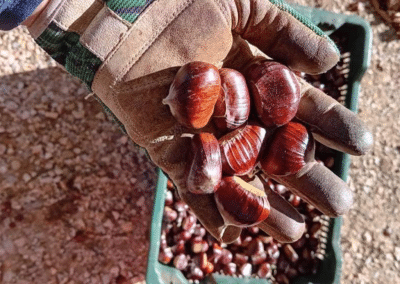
267,245 -> 280,261
260,122 -> 314,176
193,225 -> 206,238
174,230 -> 192,243
246,60 -> 301,127
172,239 -> 186,254
223,263 -> 237,276
187,133 -> 222,194
289,194 -> 301,207
240,263 -> 252,277
220,248 -> 233,265
219,124 -> 267,176
283,244 -> 299,263
210,243 -> 223,263
173,254 -> 189,270
213,68 -> 250,131
251,251 -> 267,265
164,190 -> 174,206
241,235 -> 253,247
158,247 -> 173,265
233,253 -> 248,266
163,61 -> 221,129
309,221 -> 322,236
191,238 -> 209,254
257,263 -> 272,278
197,252 -> 209,271
247,226 -> 260,235
276,273 -> 290,284
188,266 -> 204,280
163,206 -> 178,222
214,176 -> 270,227
203,261 -> 214,274
182,214 -> 197,232
246,239 -> 265,255
167,179 -> 174,190
174,200 -> 188,212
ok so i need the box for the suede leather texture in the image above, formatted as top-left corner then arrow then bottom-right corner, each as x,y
28,0 -> 356,241
90,0 -> 339,190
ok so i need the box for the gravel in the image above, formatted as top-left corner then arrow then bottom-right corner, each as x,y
1,27 -> 156,284
1,0 -> 400,283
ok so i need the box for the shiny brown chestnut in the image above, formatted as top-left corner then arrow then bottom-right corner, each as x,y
213,68 -> 251,131
260,122 -> 314,176
246,60 -> 301,127
219,124 -> 267,176
214,176 -> 270,227
283,244 -> 299,264
173,254 -> 189,270
163,61 -> 221,129
188,266 -> 204,281
240,263 -> 252,277
233,253 -> 248,266
219,248 -> 233,265
164,190 -> 174,206
223,263 -> 237,276
187,133 -> 222,194
158,247 -> 174,265
257,263 -> 272,278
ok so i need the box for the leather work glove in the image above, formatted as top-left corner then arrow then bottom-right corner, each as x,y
27,0 -> 372,243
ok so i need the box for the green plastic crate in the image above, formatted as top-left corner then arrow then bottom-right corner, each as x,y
147,5 -> 372,284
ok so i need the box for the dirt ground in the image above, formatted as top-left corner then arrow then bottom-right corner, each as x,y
1,1 -> 399,284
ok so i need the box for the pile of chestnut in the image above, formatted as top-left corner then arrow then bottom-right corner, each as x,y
159,178 -> 326,283
158,49 -> 350,282
163,59 -> 309,227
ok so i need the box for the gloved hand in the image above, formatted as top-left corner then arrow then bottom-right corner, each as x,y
28,0 -> 372,243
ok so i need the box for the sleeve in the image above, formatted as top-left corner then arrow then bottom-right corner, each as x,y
0,0 -> 43,30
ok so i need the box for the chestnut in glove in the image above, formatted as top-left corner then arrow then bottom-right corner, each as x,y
246,60 -> 301,127
163,62 -> 221,129
213,68 -> 251,131
26,0 -> 372,243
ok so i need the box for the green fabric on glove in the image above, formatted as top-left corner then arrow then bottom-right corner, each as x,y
107,0 -> 155,23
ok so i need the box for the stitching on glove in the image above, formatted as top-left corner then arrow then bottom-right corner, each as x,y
104,3 -> 134,27
80,5 -> 131,61
160,134 -> 190,172
116,74 -> 174,93
112,73 -> 173,141
53,1 -> 70,31
105,0 -> 196,146
120,0 -> 195,83
213,0 -> 231,28
29,0 -> 67,39
97,0 -> 178,83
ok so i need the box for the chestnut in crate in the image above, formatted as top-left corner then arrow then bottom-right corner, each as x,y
160,178 -> 326,282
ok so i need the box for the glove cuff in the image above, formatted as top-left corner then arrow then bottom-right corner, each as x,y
27,0 -> 66,39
